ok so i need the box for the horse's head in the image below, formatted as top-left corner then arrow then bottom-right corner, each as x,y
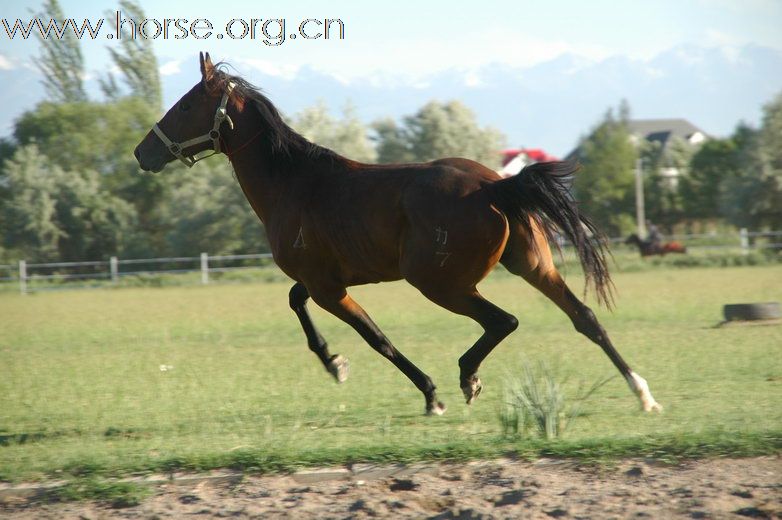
134,52 -> 238,172
624,234 -> 640,245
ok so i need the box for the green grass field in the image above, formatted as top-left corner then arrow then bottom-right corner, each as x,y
1,265 -> 781,483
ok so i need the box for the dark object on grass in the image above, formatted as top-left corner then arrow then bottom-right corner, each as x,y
389,478 -> 418,491
723,302 -> 781,322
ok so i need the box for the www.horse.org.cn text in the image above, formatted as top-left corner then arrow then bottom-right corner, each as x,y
2,13 -> 345,46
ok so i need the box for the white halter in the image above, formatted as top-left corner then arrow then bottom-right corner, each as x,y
152,82 -> 236,167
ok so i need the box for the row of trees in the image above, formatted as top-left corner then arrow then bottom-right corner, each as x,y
573,96 -> 782,235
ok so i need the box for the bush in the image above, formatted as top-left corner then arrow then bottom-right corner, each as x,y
500,361 -> 613,439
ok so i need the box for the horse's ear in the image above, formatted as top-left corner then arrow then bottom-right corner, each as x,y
199,51 -> 214,83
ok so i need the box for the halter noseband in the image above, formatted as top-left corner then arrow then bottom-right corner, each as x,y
152,81 -> 236,167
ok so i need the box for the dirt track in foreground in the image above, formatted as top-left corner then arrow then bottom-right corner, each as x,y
2,456 -> 780,519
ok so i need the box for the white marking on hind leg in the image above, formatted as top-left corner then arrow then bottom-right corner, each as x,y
327,355 -> 349,383
626,371 -> 663,413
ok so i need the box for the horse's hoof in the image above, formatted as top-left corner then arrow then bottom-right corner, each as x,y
426,401 -> 447,416
327,355 -> 349,383
627,372 -> 662,413
461,375 -> 482,405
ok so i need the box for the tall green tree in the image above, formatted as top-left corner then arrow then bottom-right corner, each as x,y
402,101 -> 505,168
12,96 -> 166,257
372,117 -> 414,164
371,101 -> 505,167
721,93 -> 782,230
33,0 -> 86,103
161,161 -> 268,256
572,107 -> 637,235
642,136 -> 692,229
13,97 -> 157,177
1,144 -> 136,261
761,91 -> 782,172
56,167 -> 137,261
289,101 -> 377,162
0,144 -> 64,260
756,92 -> 782,229
720,127 -> 767,229
101,0 -> 162,108
680,137 -> 741,221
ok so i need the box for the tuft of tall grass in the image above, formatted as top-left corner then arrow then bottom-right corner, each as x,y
500,361 -> 613,439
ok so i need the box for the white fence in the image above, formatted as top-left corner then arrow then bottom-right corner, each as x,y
607,229 -> 782,249
1,229 -> 780,295
3,252 -> 274,295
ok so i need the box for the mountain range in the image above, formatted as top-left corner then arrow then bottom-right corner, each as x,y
1,43 -> 781,157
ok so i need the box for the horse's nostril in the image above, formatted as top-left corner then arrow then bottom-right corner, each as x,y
133,148 -> 141,161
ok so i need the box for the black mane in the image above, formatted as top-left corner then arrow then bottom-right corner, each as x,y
211,64 -> 337,165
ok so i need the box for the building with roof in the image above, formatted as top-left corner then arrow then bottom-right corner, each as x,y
499,148 -> 559,177
565,118 -> 708,188
626,119 -> 707,148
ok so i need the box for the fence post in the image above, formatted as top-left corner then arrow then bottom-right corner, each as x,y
110,256 -> 119,284
740,228 -> 749,255
19,260 -> 27,295
635,158 -> 646,237
200,252 -> 209,285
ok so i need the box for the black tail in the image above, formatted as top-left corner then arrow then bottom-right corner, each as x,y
488,161 -> 613,306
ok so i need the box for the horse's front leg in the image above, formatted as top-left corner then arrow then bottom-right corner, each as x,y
307,284 -> 446,416
288,282 -> 349,383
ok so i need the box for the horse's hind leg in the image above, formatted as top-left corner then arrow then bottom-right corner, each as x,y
289,282 -> 348,383
307,284 -> 446,416
414,286 -> 519,405
505,258 -> 662,412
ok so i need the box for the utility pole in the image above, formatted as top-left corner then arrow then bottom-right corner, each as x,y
635,157 -> 646,237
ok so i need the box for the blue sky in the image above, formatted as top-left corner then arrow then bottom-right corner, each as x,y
3,0 -> 781,81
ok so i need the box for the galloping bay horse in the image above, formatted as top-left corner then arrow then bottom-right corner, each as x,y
134,53 -> 662,415
625,234 -> 687,257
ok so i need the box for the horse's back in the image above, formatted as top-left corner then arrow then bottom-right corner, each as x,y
295,159 -> 510,290
397,159 -> 510,290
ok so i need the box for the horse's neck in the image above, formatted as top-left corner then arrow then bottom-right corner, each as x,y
223,104 -> 351,227
226,148 -> 276,224
225,132 -> 337,226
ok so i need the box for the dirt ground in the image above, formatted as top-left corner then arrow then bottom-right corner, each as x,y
2,456 -> 780,519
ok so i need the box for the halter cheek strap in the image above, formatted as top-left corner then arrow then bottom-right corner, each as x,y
152,81 -> 236,167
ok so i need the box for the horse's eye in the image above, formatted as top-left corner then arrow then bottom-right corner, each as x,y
179,101 -> 191,112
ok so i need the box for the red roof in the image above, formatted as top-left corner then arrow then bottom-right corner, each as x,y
501,148 -> 559,167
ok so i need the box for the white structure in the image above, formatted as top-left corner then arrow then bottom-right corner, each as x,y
498,148 -> 558,177
566,118 -> 709,189
627,119 -> 708,188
